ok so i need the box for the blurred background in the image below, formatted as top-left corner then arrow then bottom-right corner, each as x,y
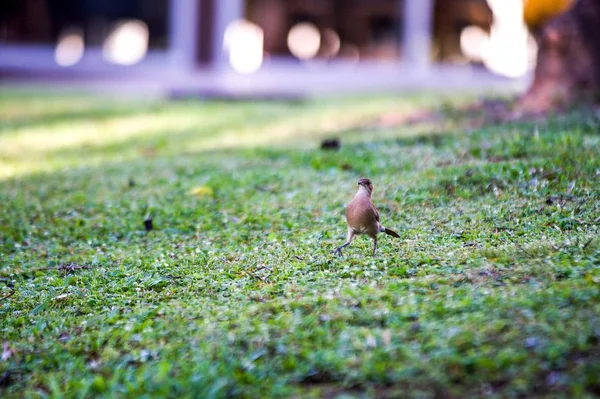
0,0 -> 559,96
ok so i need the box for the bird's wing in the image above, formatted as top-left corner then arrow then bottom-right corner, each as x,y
372,203 -> 380,222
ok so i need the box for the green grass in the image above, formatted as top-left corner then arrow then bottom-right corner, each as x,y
1,91 -> 599,398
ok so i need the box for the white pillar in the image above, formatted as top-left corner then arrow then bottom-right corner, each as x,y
169,0 -> 200,71
402,0 -> 433,69
212,0 -> 245,69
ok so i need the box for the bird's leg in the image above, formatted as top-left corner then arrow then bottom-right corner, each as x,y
333,242 -> 349,257
334,229 -> 355,256
372,236 -> 378,257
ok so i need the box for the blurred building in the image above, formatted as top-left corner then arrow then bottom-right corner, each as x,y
0,0 -> 532,95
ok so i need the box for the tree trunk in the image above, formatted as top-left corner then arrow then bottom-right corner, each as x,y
519,0 -> 600,113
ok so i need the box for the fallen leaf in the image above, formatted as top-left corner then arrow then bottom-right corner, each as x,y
1,342 -> 14,361
58,332 -> 71,342
189,186 -> 214,197
53,293 -> 72,301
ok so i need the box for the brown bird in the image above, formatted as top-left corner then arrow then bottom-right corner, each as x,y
334,178 -> 400,256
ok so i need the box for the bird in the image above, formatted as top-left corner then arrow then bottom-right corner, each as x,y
333,178 -> 400,256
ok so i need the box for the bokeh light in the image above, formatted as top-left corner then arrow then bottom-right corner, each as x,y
103,20 -> 149,66
287,23 -> 321,60
54,28 -> 85,67
223,19 -> 264,74
320,29 -> 341,58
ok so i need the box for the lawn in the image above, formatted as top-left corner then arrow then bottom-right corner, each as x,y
0,91 -> 599,398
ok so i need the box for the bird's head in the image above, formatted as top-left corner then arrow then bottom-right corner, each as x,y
357,178 -> 373,195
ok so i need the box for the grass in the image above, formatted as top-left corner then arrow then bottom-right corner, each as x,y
0,90 -> 599,398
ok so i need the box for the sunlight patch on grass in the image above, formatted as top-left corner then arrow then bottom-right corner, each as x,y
0,94 -> 434,180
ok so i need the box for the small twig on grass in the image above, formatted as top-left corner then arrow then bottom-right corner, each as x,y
540,168 -> 562,180
0,288 -> 15,301
57,263 -> 88,273
244,264 -> 273,283
574,198 -> 590,215
244,270 -> 269,283
582,238 -> 594,250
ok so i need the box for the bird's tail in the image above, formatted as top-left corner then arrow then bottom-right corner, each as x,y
382,227 -> 400,238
